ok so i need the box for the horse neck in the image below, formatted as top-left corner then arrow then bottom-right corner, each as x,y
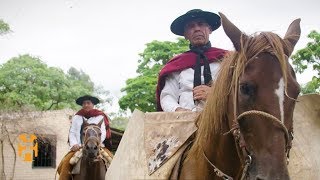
80,155 -> 105,179
202,131 -> 242,179
181,128 -> 242,179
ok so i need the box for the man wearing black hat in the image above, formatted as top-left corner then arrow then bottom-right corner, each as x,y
156,9 -> 227,112
58,95 -> 112,180
69,95 -> 112,151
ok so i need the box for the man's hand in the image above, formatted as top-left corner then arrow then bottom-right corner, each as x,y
175,107 -> 191,112
193,85 -> 211,101
71,144 -> 81,151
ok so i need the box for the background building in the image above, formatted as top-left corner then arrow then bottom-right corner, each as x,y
0,109 -> 123,180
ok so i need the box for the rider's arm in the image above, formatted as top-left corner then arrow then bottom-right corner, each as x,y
69,115 -> 82,148
160,72 -> 181,112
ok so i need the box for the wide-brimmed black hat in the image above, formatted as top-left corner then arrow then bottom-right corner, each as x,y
76,95 -> 100,105
170,9 -> 221,36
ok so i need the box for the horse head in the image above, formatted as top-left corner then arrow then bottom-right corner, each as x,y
82,118 -> 103,160
220,13 -> 301,179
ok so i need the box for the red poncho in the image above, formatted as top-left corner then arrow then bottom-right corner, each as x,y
156,47 -> 227,111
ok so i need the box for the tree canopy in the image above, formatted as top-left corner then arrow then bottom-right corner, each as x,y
0,19 -> 11,35
119,38 -> 189,112
0,54 -> 110,111
292,30 -> 320,94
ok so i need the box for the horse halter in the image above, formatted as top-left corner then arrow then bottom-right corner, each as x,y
230,110 -> 293,180
230,54 -> 294,179
203,110 -> 293,180
203,58 -> 294,180
83,125 -> 102,151
203,97 -> 294,180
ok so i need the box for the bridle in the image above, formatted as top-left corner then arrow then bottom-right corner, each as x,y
203,57 -> 295,180
83,125 -> 101,146
203,110 -> 294,180
83,124 -> 102,162
229,110 -> 293,180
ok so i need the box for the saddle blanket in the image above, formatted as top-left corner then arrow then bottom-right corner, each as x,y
106,110 -> 198,179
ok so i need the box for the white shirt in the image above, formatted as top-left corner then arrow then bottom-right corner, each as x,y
160,62 -> 220,112
69,115 -> 106,148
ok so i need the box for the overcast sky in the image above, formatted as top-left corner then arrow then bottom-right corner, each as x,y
0,0 -> 319,112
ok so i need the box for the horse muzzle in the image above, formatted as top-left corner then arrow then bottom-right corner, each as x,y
246,161 -> 290,180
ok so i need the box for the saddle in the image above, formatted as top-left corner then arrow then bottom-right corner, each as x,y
169,140 -> 194,180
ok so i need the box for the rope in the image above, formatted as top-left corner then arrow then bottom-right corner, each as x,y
240,159 -> 251,180
236,110 -> 290,146
207,33 -> 294,179
83,126 -> 102,146
203,151 -> 233,180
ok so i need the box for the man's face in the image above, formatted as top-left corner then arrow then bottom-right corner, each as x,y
184,19 -> 212,47
82,100 -> 94,111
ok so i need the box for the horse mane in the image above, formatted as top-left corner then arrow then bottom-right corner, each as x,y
188,31 -> 293,157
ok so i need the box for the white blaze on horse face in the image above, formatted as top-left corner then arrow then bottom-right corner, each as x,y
274,77 -> 285,123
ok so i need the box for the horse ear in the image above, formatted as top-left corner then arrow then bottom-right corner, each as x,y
219,12 -> 243,51
283,18 -> 301,56
97,119 -> 104,127
82,117 -> 89,127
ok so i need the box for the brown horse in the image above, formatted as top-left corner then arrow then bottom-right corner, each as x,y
178,13 -> 301,180
73,119 -> 106,180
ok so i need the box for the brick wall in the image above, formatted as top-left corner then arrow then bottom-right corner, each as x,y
0,109 -> 74,180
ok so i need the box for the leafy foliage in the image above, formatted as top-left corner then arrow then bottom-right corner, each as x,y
292,30 -> 320,94
0,19 -> 11,35
0,54 -> 111,111
109,110 -> 129,131
119,38 -> 189,112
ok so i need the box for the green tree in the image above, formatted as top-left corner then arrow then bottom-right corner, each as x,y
93,85 -> 113,111
0,19 -> 11,35
292,30 -> 320,94
66,67 -> 112,109
67,67 -> 94,92
65,67 -> 95,110
110,116 -> 129,131
0,54 -> 110,111
109,109 -> 129,130
119,38 -> 189,112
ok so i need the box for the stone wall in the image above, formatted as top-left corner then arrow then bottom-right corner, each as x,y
0,109 -> 74,180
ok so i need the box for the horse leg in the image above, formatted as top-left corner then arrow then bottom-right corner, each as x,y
73,159 -> 87,180
99,161 -> 107,180
82,161 -> 105,180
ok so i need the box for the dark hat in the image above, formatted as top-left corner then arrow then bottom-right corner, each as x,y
170,9 -> 221,36
76,95 -> 100,105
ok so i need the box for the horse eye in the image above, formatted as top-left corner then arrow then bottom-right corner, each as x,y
240,83 -> 255,96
